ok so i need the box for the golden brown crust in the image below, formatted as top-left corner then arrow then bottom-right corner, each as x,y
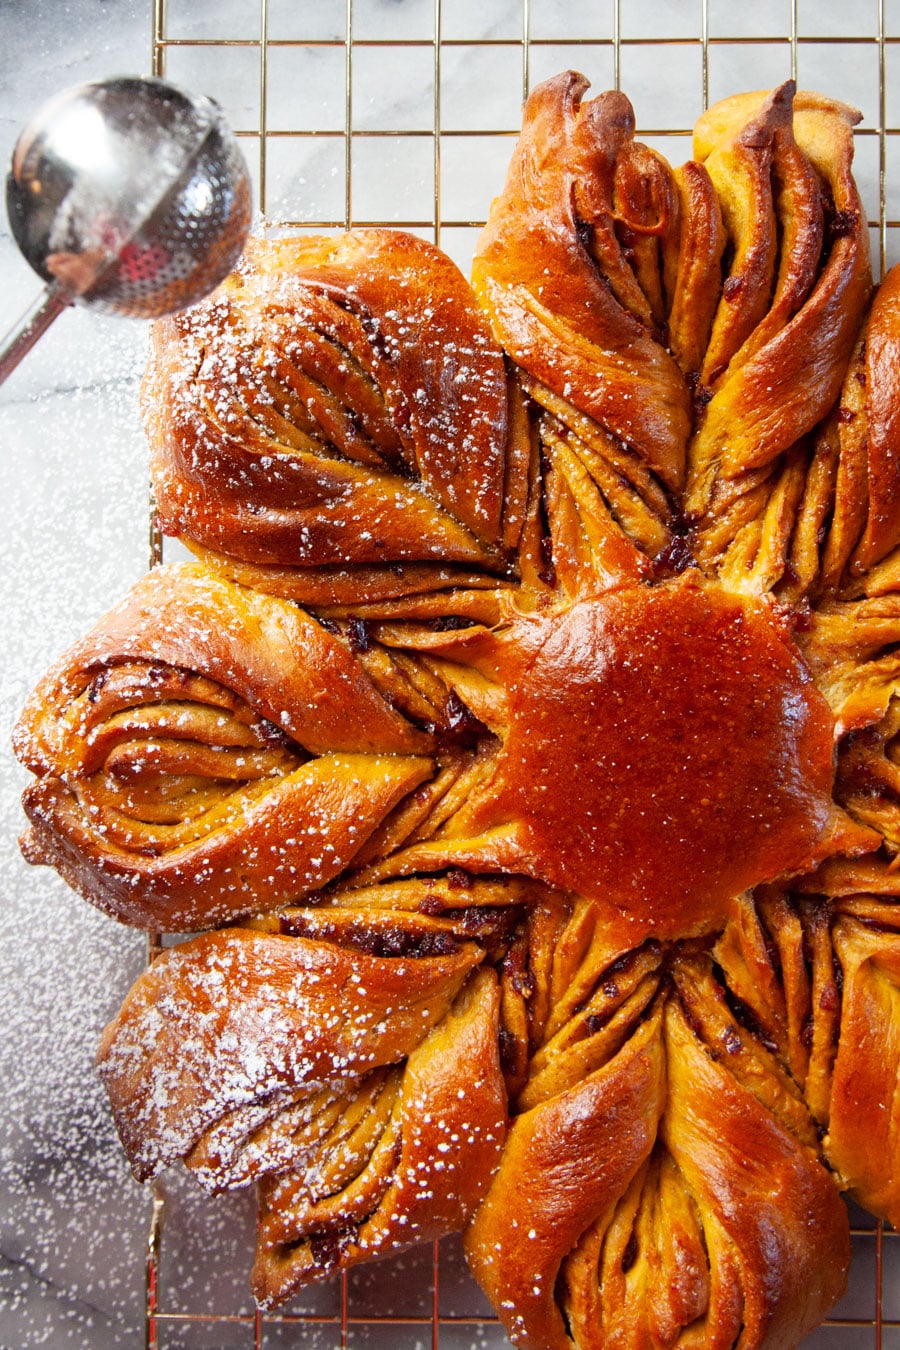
687,83 -> 872,537
660,1000 -> 850,1350
16,74 -> 900,1350
665,159 -> 726,376
714,263 -> 900,602
252,965 -> 507,1304
471,897 -> 855,1348
97,918 -> 487,1181
14,563 -> 435,930
472,72 -> 691,497
344,577 -> 875,953
467,986 -> 848,1350
826,915 -> 900,1223
464,1010 -> 666,1350
144,230 -> 520,597
851,266 -> 900,569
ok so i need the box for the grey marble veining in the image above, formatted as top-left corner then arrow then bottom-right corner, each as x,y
0,4 -> 157,1347
0,2 -> 895,1348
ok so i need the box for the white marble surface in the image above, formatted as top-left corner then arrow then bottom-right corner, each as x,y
0,5 -> 158,1347
0,2 -> 895,1347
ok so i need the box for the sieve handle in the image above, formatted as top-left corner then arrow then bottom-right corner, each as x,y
0,282 -> 73,387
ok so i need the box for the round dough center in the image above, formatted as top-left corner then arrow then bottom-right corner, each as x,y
500,581 -> 836,936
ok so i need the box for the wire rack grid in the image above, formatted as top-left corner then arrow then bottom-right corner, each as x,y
144,0 -> 899,1346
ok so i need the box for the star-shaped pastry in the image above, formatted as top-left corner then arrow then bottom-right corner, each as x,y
15,74 -> 900,1349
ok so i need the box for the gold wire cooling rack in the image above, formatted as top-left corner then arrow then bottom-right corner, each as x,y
145,0 -> 899,1345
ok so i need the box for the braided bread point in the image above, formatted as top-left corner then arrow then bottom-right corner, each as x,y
17,72 -> 900,1350
96,908 -> 506,1301
252,962 -> 506,1305
466,899 -> 854,1350
143,230 -> 528,604
473,72 -> 690,495
686,84 -> 872,521
96,910 -> 486,1169
824,912 -> 900,1223
807,262 -> 900,589
472,73 -> 696,590
13,562 -> 434,930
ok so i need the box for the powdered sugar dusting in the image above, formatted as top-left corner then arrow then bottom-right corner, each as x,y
0,250 -> 152,1346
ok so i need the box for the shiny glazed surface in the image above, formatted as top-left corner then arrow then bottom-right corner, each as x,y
497,579 -> 836,934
